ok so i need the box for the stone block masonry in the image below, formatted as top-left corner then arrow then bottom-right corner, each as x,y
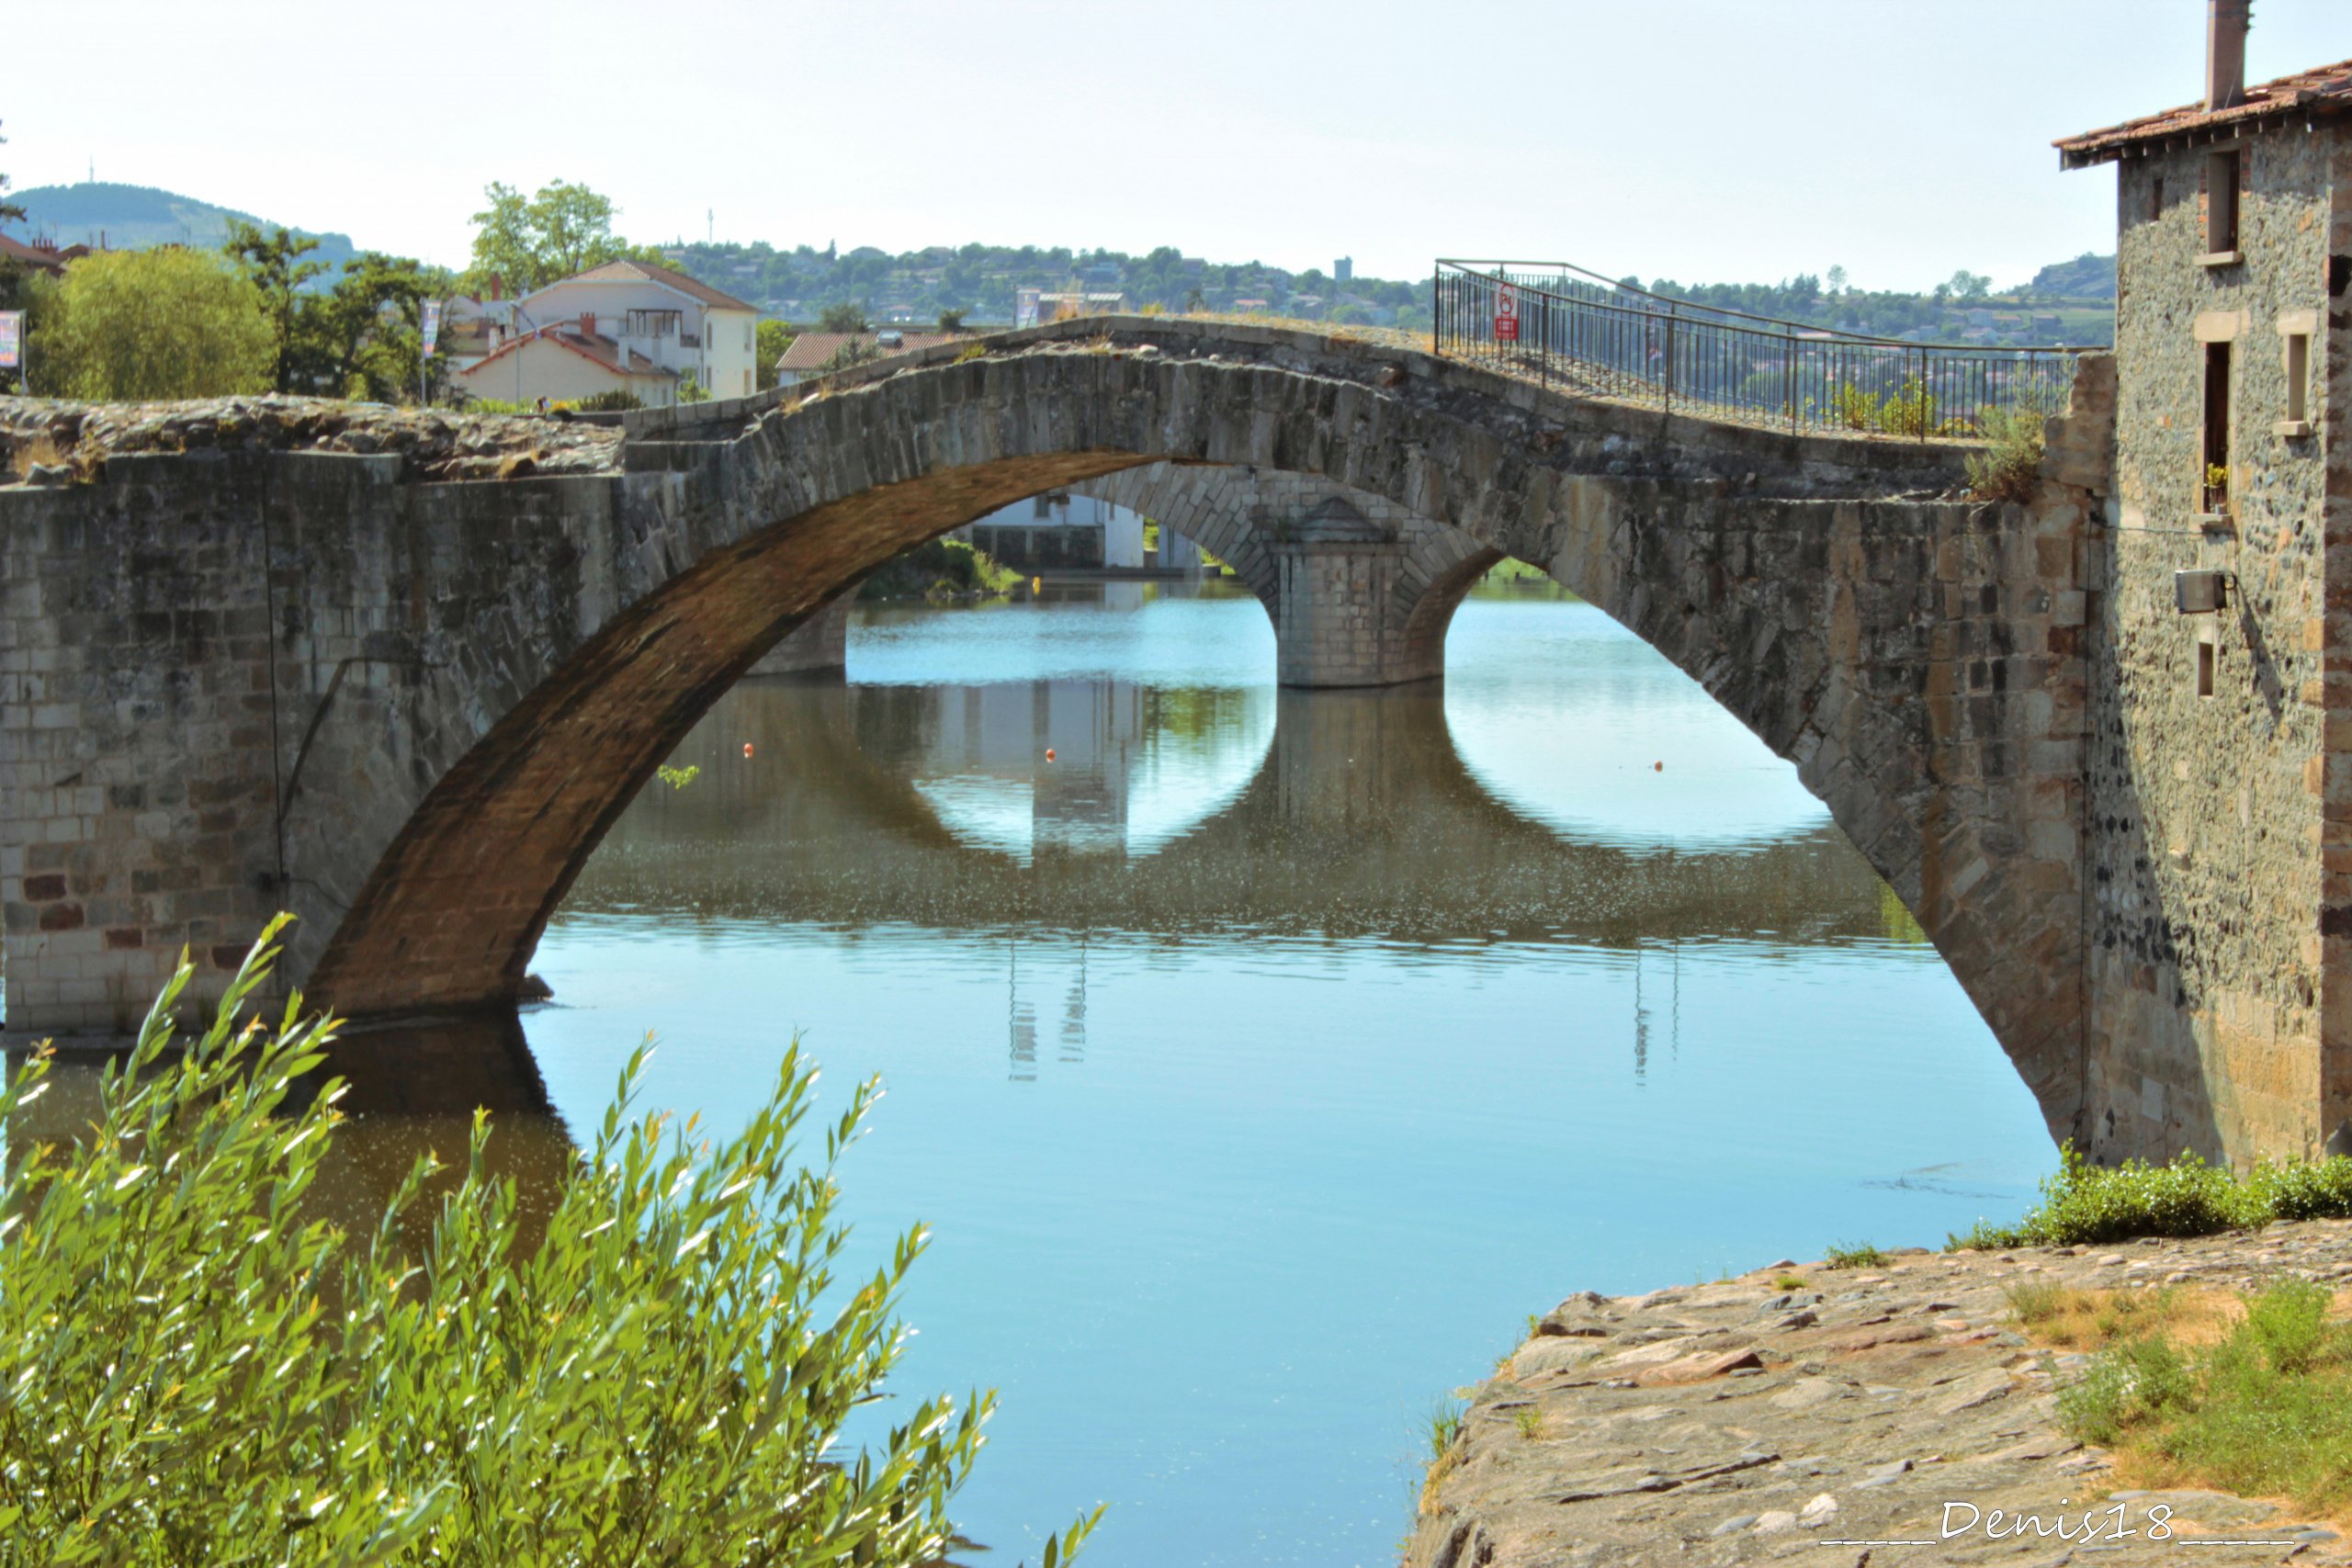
0,312 -> 2290,1168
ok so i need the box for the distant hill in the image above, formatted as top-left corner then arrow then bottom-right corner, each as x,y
2,182 -> 358,280
2027,252 -> 2115,299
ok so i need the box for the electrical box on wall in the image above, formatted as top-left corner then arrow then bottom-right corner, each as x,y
2175,570 -> 2228,614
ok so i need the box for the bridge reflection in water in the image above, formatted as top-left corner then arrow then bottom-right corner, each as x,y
560,661 -> 1910,1087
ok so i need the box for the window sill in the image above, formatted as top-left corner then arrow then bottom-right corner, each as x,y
2198,249 -> 2244,267
2197,511 -> 2235,532
2274,419 -> 2313,438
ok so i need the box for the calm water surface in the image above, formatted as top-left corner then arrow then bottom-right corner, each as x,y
31,581 -> 2056,1566
508,580 -> 2057,1565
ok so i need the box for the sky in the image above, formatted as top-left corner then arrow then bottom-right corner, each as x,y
7,0 -> 2348,292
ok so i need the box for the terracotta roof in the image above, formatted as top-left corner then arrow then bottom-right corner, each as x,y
455,327 -> 675,381
2057,57 -> 2352,166
550,258 -> 759,313
775,330 -> 962,374
0,234 -> 90,274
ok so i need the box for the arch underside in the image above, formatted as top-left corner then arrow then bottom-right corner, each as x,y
297,332 -> 2084,1146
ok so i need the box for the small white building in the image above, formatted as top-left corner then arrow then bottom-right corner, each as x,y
453,259 -> 760,409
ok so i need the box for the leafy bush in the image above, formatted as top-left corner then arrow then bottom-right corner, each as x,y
1951,1144 -> 2352,1250
571,388 -> 643,412
856,537 -> 1021,603
1964,398 -> 2049,502
0,919 -> 1097,1566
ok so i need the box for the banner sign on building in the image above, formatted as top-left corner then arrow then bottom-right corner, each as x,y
0,311 -> 21,369
421,300 -> 443,357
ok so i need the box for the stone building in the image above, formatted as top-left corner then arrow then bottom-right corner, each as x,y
2056,2 -> 2352,1159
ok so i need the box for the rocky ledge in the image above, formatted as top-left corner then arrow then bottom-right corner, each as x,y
0,395 -> 621,484
1408,1220 -> 2352,1566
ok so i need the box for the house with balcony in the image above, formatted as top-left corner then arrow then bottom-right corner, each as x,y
453,258 -> 758,408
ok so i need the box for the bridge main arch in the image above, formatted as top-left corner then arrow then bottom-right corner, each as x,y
0,316 -> 2105,1151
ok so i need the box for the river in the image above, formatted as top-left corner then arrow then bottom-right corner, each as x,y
42,578 -> 2063,1565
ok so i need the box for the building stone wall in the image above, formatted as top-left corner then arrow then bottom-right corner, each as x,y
2091,125 -> 2349,1161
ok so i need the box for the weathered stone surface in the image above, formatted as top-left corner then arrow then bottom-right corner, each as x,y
1408,1223 -> 2352,1566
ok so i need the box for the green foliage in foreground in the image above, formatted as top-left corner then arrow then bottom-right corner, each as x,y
1951,1144 -> 2352,1250
1822,1241 -> 1889,1270
2058,1278 -> 2352,1521
0,918 -> 1098,1566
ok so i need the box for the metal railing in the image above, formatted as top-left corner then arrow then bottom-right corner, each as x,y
1433,259 -> 2094,441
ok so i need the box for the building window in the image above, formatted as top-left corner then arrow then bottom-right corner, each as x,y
2196,640 -> 2216,698
1033,495 -> 1055,520
2202,341 -> 2232,513
2285,331 -> 2311,424
2204,149 -> 2241,254
2149,175 -> 2165,223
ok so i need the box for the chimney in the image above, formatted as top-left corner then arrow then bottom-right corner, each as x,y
489,273 -> 503,302
580,310 -> 596,339
2206,0 -> 2250,111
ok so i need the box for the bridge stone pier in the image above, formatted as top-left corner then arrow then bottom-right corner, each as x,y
6,312 -> 2326,1168
1070,465 -> 1496,686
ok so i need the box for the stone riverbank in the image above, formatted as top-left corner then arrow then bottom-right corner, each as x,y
1406,1220 -> 2352,1566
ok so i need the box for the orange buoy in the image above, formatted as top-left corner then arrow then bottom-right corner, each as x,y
1654,761 -> 1664,772
743,742 -> 755,759
1045,748 -> 1057,762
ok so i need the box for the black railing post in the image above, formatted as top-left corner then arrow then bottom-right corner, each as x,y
1664,307 -> 1676,416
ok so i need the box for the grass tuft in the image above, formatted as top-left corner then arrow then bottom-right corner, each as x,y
1773,1273 -> 1809,1292
1824,1242 -> 1889,1270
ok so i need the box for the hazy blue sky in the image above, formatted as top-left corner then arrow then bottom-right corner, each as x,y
9,1 -> 2348,289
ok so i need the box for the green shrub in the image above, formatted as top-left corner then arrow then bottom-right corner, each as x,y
856,537 -> 1021,603
1964,398 -> 2049,502
0,919 -> 1098,1567
1952,1144 -> 2352,1250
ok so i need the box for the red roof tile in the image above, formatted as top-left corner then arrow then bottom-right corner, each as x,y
775,330 -> 963,373
2057,57 -> 2352,166
455,327 -> 675,381
554,259 -> 759,313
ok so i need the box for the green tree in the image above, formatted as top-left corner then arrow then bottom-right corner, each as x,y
935,307 -> 967,333
467,179 -> 663,293
223,220 -> 328,391
307,251 -> 443,402
818,299 -> 869,333
1950,269 -> 1993,301
33,246 -> 273,400
0,922 -> 1102,1566
755,317 -> 795,390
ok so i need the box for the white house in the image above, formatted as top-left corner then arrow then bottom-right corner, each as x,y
454,258 -> 759,409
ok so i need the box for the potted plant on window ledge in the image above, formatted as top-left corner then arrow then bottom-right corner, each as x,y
2199,462 -> 2233,528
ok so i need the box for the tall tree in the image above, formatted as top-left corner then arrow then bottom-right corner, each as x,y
223,220 -> 327,391
467,180 -> 663,293
754,319 -> 795,390
308,252 -> 444,402
32,247 -> 273,400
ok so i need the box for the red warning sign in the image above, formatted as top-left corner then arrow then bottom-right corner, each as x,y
1494,283 -> 1520,343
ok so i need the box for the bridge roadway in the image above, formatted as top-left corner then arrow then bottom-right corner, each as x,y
1,314 -> 2254,1163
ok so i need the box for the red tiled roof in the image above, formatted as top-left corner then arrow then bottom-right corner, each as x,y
455,326 -> 675,381
2057,57 -> 2352,166
0,234 -> 89,274
775,330 -> 962,373
553,258 -> 759,313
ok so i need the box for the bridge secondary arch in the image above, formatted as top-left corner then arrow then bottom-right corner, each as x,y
1,317 -> 2110,1155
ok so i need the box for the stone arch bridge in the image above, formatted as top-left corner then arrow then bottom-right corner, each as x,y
3,312 -> 2301,1166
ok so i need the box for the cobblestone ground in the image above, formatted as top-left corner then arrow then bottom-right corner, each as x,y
1407,1220 -> 2352,1566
